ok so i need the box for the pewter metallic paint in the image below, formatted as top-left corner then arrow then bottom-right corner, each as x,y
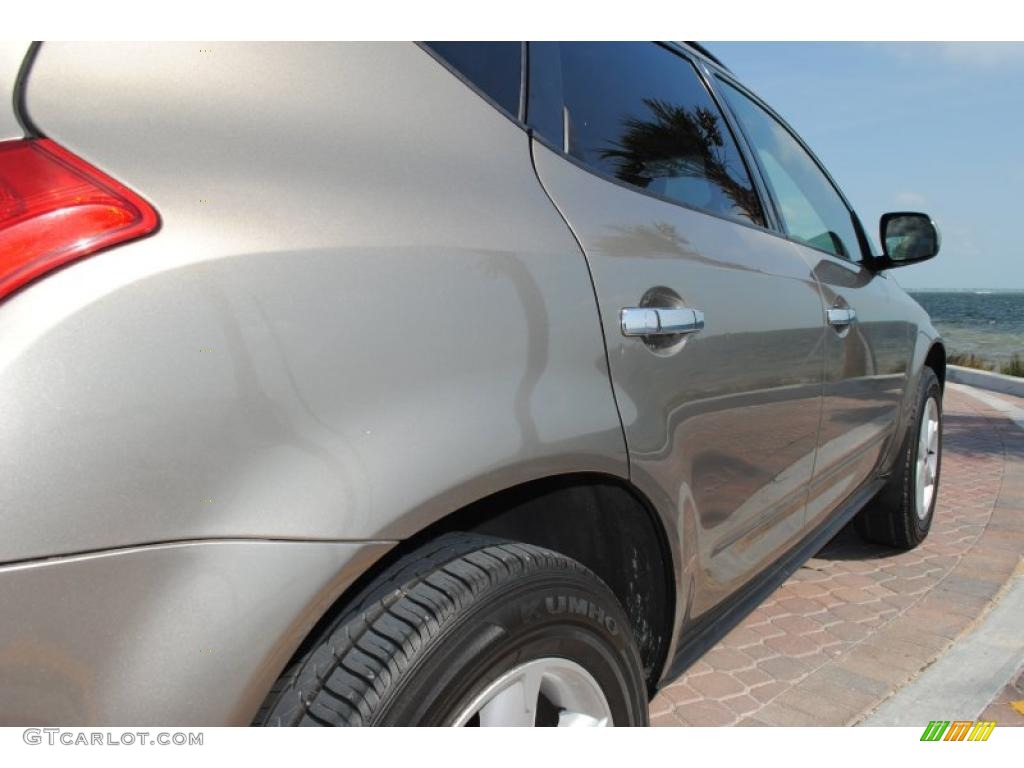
532,140 -> 826,630
0,42 -> 27,140
0,41 -> 942,724
0,540 -> 393,725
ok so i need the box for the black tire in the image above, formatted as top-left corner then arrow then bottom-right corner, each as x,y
855,366 -> 942,549
256,533 -> 648,726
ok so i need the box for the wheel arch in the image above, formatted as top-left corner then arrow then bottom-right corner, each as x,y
278,473 -> 676,698
881,335 -> 946,479
925,340 -> 946,388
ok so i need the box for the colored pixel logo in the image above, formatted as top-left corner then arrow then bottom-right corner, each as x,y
920,720 -> 996,741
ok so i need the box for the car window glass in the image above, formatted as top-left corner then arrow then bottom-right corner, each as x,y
424,42 -> 522,117
718,80 -> 862,260
541,42 -> 765,227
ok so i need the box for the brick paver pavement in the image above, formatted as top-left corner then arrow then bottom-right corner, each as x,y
651,386 -> 1024,726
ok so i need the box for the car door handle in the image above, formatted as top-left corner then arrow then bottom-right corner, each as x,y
620,307 -> 705,337
826,307 -> 857,327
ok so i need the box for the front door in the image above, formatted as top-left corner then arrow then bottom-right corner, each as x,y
715,77 -> 913,525
527,42 -> 827,617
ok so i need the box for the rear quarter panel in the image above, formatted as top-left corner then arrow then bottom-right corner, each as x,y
0,41 -> 29,139
0,42 -> 627,560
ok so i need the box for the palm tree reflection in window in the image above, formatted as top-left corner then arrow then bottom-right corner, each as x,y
599,99 -> 765,227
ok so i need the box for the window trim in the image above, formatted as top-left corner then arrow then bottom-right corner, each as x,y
417,42 -> 529,128
524,41 -> 779,237
419,40 -> 879,264
710,71 -> 872,262
682,51 -> 784,234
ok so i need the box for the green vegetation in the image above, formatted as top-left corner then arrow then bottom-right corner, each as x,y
1001,353 -> 1024,378
947,352 -> 993,371
947,351 -> 1024,378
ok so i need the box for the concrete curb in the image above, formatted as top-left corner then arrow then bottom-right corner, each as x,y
847,383 -> 1024,724
860,567 -> 1024,725
948,365 -> 1024,397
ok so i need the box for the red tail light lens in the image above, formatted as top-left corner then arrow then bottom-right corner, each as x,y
0,138 -> 159,300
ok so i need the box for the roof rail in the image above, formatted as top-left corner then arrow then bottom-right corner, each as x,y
683,42 -> 731,73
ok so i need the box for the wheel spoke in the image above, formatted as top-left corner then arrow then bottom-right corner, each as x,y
557,710 -> 609,727
913,397 -> 941,521
477,670 -> 541,727
452,657 -> 613,727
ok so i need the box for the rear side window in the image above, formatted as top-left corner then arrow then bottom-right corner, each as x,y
717,80 -> 863,261
423,42 -> 523,118
530,42 -> 765,227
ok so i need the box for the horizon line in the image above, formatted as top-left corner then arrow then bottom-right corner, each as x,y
905,287 -> 1024,292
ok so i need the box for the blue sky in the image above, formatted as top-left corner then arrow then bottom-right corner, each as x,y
709,42 -> 1024,290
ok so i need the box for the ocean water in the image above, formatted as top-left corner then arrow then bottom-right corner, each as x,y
909,291 -> 1024,363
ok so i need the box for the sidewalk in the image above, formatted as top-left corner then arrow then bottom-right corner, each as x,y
650,384 -> 1024,726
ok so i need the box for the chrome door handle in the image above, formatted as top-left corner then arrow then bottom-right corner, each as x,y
826,307 -> 857,326
620,307 -> 705,337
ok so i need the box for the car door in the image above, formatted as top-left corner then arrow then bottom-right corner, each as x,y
526,42 -> 827,617
715,78 -> 914,527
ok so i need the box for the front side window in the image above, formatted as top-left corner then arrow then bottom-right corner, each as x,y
718,80 -> 863,260
424,42 -> 523,118
533,42 -> 765,227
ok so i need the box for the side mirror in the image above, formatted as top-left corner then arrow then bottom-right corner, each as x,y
876,212 -> 940,268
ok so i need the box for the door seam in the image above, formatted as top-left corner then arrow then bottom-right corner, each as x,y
526,132 -> 632,480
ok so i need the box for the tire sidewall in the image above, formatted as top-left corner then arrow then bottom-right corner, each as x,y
906,370 -> 942,541
373,570 -> 648,726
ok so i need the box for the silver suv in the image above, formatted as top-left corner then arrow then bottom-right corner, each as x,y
0,42 -> 944,726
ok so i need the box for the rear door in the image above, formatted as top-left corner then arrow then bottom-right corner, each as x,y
527,42 -> 827,616
715,78 -> 912,526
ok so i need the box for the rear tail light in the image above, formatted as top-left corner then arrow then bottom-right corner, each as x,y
0,138 -> 159,300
